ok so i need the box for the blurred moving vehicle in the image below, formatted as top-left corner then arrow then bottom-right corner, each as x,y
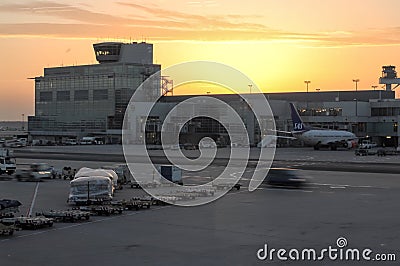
0,149 -> 16,175
265,168 -> 306,187
15,163 -> 53,181
2,138 -> 26,148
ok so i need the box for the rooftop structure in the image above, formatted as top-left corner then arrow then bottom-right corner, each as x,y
93,42 -> 153,64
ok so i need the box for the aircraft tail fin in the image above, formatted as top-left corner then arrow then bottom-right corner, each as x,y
290,103 -> 307,132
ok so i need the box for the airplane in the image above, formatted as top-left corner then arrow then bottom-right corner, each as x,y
286,103 -> 357,150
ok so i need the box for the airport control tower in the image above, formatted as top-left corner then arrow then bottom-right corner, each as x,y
93,42 -> 153,64
29,41 -> 160,143
379,65 -> 400,91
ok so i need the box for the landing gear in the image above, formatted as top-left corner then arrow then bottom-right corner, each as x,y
330,144 -> 337,151
313,144 -> 320,150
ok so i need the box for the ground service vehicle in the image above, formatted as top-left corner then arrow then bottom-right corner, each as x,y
0,199 -> 21,218
65,139 -> 78,145
79,137 -> 96,145
15,163 -> 53,181
0,149 -> 16,175
102,164 -> 132,188
157,165 -> 183,185
359,140 -> 378,149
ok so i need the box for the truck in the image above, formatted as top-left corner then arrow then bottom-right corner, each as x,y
79,137 -> 103,145
65,139 -> 78,145
0,149 -> 16,175
102,164 -> 132,189
157,165 -> 183,185
359,140 -> 377,149
79,137 -> 96,145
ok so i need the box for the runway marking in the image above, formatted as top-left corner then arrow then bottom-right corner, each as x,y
309,183 -> 383,189
0,206 -> 171,243
255,187 -> 313,193
27,182 -> 40,217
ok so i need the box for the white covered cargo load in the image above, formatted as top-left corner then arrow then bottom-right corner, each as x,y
74,167 -> 118,189
68,176 -> 113,204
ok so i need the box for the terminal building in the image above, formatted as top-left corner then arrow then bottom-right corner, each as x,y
28,42 -> 160,144
28,43 -> 400,147
138,89 -> 398,148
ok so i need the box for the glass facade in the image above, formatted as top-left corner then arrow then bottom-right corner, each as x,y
299,107 -> 343,117
30,62 -> 161,136
371,107 -> 400,116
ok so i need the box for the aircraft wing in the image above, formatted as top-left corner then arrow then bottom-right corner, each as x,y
269,129 -> 292,134
277,136 -> 296,140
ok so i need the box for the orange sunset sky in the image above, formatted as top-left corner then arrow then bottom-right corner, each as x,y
1,0 -> 400,120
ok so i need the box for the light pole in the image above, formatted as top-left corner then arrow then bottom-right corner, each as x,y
353,98 -> 357,116
304,80 -> 311,111
304,80 -> 311,93
353,79 -> 359,118
21,114 -> 24,130
352,79 -> 359,91
248,84 -> 253,94
372,85 -> 378,91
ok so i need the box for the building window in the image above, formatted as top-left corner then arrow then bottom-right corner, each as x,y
74,90 -> 89,101
371,107 -> 400,117
93,89 -> 108,100
57,91 -> 70,101
39,91 -> 52,102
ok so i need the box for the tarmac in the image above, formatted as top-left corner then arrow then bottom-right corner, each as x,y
0,146 -> 399,265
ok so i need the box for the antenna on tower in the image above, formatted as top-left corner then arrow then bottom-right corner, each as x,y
161,76 -> 174,96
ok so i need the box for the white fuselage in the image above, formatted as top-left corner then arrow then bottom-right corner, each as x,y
294,129 -> 356,146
